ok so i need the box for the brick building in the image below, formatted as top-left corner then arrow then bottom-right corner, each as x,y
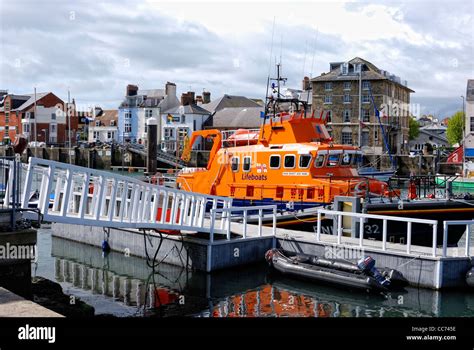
0,91 -> 78,145
311,57 -> 414,168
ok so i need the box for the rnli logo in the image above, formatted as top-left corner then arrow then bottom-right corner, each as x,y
256,163 -> 267,174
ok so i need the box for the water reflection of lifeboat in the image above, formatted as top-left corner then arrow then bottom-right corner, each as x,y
225,129 -> 259,147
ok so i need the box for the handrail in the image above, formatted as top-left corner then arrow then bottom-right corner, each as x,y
209,205 -> 277,243
316,208 -> 439,257
442,220 -> 474,258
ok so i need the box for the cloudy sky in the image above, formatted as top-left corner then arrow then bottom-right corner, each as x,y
1,0 -> 473,117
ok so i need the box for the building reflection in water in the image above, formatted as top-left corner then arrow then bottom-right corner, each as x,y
50,235 -> 474,318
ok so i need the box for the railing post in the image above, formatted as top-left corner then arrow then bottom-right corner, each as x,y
226,209 -> 231,240
60,169 -> 72,216
382,219 -> 387,251
442,221 -> 448,257
258,209 -> 263,237
337,214 -> 342,244
359,217 -> 364,248
465,224 -> 470,257
79,173 -> 90,219
272,207 -> 277,237
20,160 -> 33,208
406,221 -> 412,254
432,224 -> 438,257
316,211 -> 321,241
243,210 -> 247,239
209,209 -> 216,244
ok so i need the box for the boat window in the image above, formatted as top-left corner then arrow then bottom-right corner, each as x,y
231,157 -> 239,172
327,154 -> 340,167
299,154 -> 312,169
314,154 -> 325,167
284,155 -> 296,169
243,156 -> 251,172
341,153 -> 352,166
269,155 -> 281,169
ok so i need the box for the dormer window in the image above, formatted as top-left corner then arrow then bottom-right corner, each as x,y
110,120 -> 115,126
341,62 -> 349,75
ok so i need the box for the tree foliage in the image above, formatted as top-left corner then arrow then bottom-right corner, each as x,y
446,111 -> 465,146
408,117 -> 420,140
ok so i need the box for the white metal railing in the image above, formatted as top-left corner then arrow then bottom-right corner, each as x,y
442,220 -> 474,257
316,209 -> 440,257
209,205 -> 277,243
220,129 -> 260,148
20,157 -> 233,233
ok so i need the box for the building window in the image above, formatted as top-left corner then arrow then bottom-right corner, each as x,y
110,120 -> 115,126
362,81 -> 370,90
50,124 -> 56,133
51,113 -> 56,120
181,115 -> 186,123
144,124 -> 147,133
23,124 -> 29,132
146,110 -> 153,118
107,131 -> 113,139
125,112 -> 131,119
269,155 -> 281,169
243,157 -> 251,172
299,155 -> 311,169
361,129 -> 370,147
343,82 -> 351,90
324,95 -> 332,104
93,131 -> 99,140
363,110 -> 370,122
342,127 -> 352,145
125,123 -> 132,133
343,110 -> 351,122
362,95 -> 370,104
95,121 -> 100,126
374,130 -> 379,141
343,93 -> 351,104
324,82 -> 332,91
284,155 -> 296,169
341,63 -> 348,75
231,157 -> 239,172
470,117 -> 474,132
164,128 -> 174,139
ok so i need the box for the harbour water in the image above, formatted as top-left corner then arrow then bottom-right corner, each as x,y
33,227 -> 474,317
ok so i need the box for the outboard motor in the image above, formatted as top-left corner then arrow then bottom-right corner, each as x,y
357,256 -> 391,287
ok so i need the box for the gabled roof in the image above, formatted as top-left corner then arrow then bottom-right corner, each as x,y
311,57 -> 414,92
163,104 -> 211,115
207,106 -> 264,128
0,92 -> 53,111
201,94 -> 261,114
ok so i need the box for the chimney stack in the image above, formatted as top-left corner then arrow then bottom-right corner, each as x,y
195,95 -> 203,104
202,91 -> 211,104
180,91 -> 195,106
126,84 -> 138,97
165,82 -> 177,97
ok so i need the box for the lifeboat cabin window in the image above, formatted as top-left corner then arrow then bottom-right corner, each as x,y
269,155 -> 281,169
231,157 -> 239,172
341,153 -> 352,166
327,154 -> 340,167
314,154 -> 325,167
243,156 -> 251,172
284,155 -> 296,169
299,154 -> 312,169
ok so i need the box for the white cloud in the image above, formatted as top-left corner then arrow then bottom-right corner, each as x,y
0,0 -> 472,118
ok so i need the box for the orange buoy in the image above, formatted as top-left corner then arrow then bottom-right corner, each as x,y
408,181 -> 417,200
